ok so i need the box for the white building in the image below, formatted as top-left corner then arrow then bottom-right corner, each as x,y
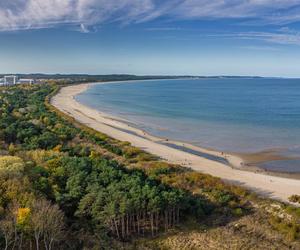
0,75 -> 35,86
4,75 -> 18,85
18,79 -> 35,84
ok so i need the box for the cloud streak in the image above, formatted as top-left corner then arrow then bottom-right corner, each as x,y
1,0 -> 300,32
241,32 -> 300,46
196,28 -> 300,46
0,0 -> 154,31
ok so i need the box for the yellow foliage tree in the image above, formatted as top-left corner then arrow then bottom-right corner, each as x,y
26,150 -> 64,166
53,145 -> 62,152
17,208 -> 31,227
0,156 -> 24,177
8,144 -> 16,156
42,117 -> 50,125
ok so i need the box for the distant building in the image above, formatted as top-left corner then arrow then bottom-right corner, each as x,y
0,75 -> 35,86
18,79 -> 35,84
4,75 -> 18,85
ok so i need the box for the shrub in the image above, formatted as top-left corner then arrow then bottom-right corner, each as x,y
233,208 -> 243,217
288,195 -> 300,204
123,146 -> 142,158
136,153 -> 157,162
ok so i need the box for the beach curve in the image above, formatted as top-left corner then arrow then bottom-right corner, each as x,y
51,83 -> 300,204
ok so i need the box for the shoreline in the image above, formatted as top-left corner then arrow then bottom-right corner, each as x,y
51,82 -> 300,203
74,81 -> 300,177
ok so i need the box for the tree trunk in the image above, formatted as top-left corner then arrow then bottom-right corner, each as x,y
137,214 -> 140,235
142,213 -> 144,236
48,238 -> 54,250
12,226 -> 18,250
170,208 -> 172,227
126,214 -> 129,236
110,219 -> 114,235
156,212 -> 159,233
150,213 -> 154,236
113,218 -> 120,239
4,236 -> 8,250
173,208 -> 176,226
165,210 -> 168,231
121,216 -> 125,239
18,233 -> 23,250
44,237 -> 48,250
35,234 -> 40,250
144,212 -> 146,235
133,214 -> 136,233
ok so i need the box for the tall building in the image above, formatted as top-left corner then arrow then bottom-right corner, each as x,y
4,75 -> 18,85
0,75 -> 36,86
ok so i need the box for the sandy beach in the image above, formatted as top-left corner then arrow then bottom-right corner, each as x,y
51,83 -> 300,203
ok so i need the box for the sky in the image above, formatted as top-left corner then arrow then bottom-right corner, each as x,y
0,1 -> 300,77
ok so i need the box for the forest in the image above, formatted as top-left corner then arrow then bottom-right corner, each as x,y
0,83 -> 299,249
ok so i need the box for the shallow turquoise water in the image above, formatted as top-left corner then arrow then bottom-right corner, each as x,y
76,78 -> 300,173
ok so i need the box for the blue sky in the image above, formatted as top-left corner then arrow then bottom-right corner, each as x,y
1,0 -> 300,77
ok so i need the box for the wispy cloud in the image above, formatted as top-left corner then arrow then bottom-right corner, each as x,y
0,0 -> 154,32
146,27 -> 182,31
172,0 -> 300,21
238,30 -> 300,46
239,45 -> 281,52
196,28 -> 300,46
1,0 -> 300,32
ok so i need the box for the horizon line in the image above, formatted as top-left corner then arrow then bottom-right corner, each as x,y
0,73 -> 300,79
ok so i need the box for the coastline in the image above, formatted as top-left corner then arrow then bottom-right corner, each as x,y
51,82 -> 300,203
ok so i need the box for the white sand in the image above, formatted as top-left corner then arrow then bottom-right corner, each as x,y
51,83 -> 300,203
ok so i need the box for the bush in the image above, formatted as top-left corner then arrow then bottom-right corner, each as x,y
233,208 -> 243,216
136,152 -> 157,162
123,146 -> 142,158
288,195 -> 300,204
29,132 -> 60,149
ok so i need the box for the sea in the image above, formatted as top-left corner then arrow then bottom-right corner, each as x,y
76,78 -> 300,173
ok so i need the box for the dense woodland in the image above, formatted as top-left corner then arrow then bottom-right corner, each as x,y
0,83 -> 299,249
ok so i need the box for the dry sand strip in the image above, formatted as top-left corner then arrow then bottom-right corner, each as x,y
51,83 -> 300,204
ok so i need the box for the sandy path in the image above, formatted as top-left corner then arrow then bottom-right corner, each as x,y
51,83 -> 300,203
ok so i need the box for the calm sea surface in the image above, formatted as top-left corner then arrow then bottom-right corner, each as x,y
76,78 -> 300,173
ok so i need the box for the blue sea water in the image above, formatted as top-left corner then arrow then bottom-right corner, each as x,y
76,78 -> 300,173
